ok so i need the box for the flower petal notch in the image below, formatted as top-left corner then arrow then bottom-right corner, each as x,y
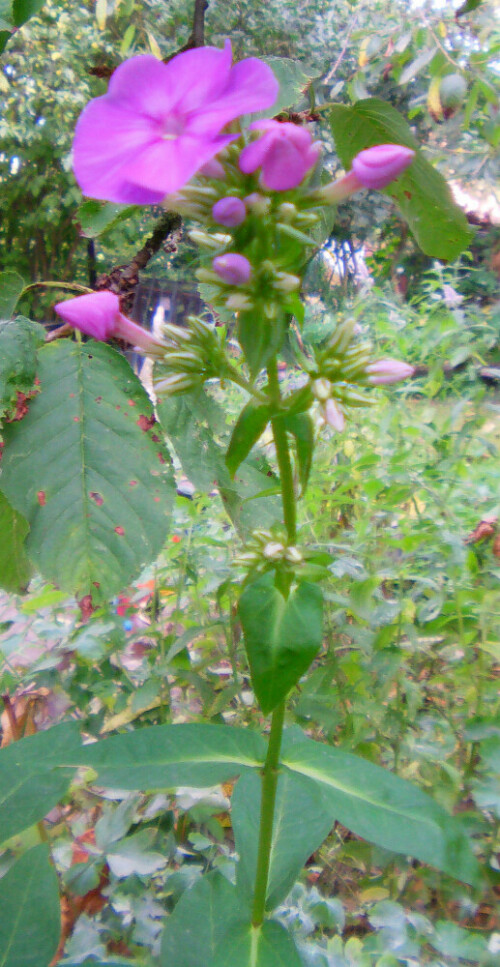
239,121 -> 321,191
73,41 -> 279,204
55,291 -> 164,353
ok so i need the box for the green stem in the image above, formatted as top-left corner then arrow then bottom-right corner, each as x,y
267,359 -> 296,543
251,700 -> 286,926
23,281 -> 93,294
226,367 -> 269,405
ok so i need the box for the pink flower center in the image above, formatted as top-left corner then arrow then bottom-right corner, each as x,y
162,114 -> 185,140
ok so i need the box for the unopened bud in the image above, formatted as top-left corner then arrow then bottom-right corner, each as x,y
213,253 -> 252,286
188,229 -> 227,251
277,202 -> 298,223
244,193 -> 271,215
284,546 -> 303,564
212,196 -> 246,227
327,317 -> 357,354
323,399 -> 345,432
274,272 -> 301,292
154,373 -> 197,395
365,359 -> 415,384
226,294 -> 252,311
312,378 -> 332,402
166,350 -> 204,372
263,541 -> 285,561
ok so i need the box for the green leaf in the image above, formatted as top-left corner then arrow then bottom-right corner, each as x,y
330,99 -> 474,260
238,311 -> 286,379
0,491 -> 32,592
0,723 -> 81,843
280,412 -> 314,493
232,768 -> 333,911
226,401 -> 272,478
75,723 -> 266,789
0,270 -> 25,318
259,57 -> 311,114
0,340 -> 175,602
209,919 -> 303,967
0,844 -> 60,967
12,0 -> 46,27
281,735 -> 480,885
0,316 -> 44,421
160,873 -> 248,967
238,574 -> 323,714
77,200 -> 138,239
398,46 -> 437,86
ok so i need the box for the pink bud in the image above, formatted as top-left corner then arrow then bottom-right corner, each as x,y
352,144 -> 415,190
365,359 -> 415,384
199,159 -> 226,180
239,120 -> 321,191
212,253 -> 252,286
324,399 -> 345,432
54,290 -> 165,353
212,196 -> 246,227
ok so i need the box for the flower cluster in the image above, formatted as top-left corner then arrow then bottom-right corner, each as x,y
56,40 -> 416,434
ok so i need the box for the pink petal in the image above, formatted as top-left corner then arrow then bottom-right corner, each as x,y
190,58 -> 279,135
54,291 -> 119,340
239,132 -> 275,174
261,138 -> 310,191
73,99 -> 162,203
171,41 -> 233,114
107,55 -> 179,119
122,134 -> 235,196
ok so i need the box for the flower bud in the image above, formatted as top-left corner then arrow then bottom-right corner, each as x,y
154,373 -> 198,395
324,399 -> 345,432
212,196 -> 246,227
263,541 -> 285,561
189,229 -> 231,251
365,359 -> 415,384
284,546 -> 303,564
55,290 -> 166,354
213,253 -> 252,286
277,202 -> 298,223
226,294 -> 252,311
352,144 -> 415,190
199,159 -> 226,180
274,272 -> 301,292
312,378 -> 332,402
244,193 -> 271,215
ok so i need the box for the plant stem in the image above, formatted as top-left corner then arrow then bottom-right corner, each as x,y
251,699 -> 286,926
267,359 -> 296,543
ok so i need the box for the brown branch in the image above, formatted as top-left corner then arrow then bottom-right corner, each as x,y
95,211 -> 182,314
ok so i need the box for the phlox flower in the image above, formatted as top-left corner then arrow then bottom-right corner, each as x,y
73,41 -> 278,205
55,290 -> 165,353
239,120 -> 321,191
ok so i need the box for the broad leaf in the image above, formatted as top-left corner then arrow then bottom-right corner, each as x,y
209,919 -> 303,967
0,844 -> 60,967
75,723 -> 266,789
0,722 -> 81,843
0,491 -> 32,592
226,401 -> 271,478
330,99 -> 473,260
281,735 -> 480,885
0,270 -> 25,318
160,873 -> 248,967
238,311 -> 286,378
0,315 -> 44,421
259,56 -> 311,115
239,573 -> 323,713
0,340 -> 175,602
12,0 -> 46,27
232,768 -> 333,911
77,200 -> 138,239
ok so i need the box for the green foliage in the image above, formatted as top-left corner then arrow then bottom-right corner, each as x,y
0,270 -> 24,318
330,98 -> 474,260
239,574 -> 323,713
0,315 -> 44,421
0,339 -> 175,601
0,844 -> 60,967
0,492 -> 32,592
281,733 -> 480,885
0,722 -> 80,843
160,872 -> 247,967
212,919 -> 304,967
226,401 -> 272,478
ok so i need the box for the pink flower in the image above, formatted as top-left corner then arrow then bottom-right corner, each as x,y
320,144 -> 415,203
365,359 -> 415,384
212,253 -> 252,286
73,41 -> 278,205
54,291 -> 165,352
212,196 -> 246,227
352,144 -> 415,190
239,121 -> 321,191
